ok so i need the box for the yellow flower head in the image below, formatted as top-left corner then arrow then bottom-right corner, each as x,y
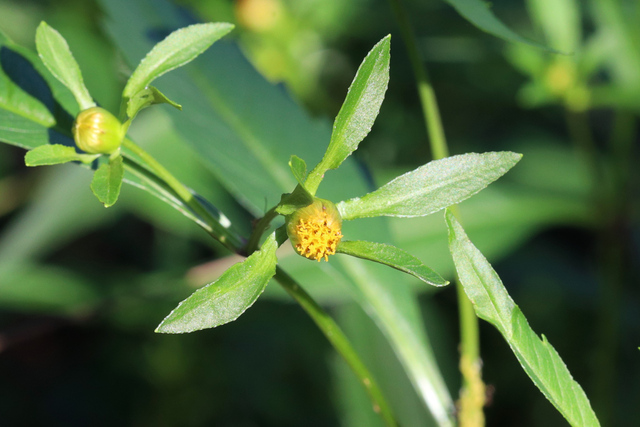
73,107 -> 124,155
287,198 -> 343,262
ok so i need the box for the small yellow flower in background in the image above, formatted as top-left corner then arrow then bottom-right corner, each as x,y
287,198 -> 343,262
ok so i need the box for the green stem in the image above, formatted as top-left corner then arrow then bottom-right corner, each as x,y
121,138 -> 244,252
245,205 -> 279,255
387,0 -> 449,160
274,267 -> 397,427
389,0 -> 483,424
120,138 -> 395,424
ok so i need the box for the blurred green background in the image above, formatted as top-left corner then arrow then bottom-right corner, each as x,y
0,0 -> 638,425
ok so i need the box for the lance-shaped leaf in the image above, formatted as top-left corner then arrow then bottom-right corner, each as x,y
156,233 -> 278,333
35,22 -> 95,111
305,35 -> 391,195
126,86 -> 181,123
91,154 -> 124,207
25,144 -> 99,166
445,209 -> 600,427
338,151 -> 522,220
122,22 -> 233,112
337,240 -> 448,287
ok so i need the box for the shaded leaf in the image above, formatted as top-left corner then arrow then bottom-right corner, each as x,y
156,233 -> 277,333
35,21 -> 95,110
338,152 -> 522,220
25,144 -> 99,166
336,240 -> 448,287
122,22 -> 234,101
90,153 -> 124,207
444,0 -> 558,52
305,35 -> 391,194
445,209 -> 600,427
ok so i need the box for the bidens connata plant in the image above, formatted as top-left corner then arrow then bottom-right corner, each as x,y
11,16 -> 599,427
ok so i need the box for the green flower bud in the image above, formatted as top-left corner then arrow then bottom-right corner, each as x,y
286,198 -> 343,262
73,107 -> 124,154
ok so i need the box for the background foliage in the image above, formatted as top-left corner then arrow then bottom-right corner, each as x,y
0,0 -> 637,425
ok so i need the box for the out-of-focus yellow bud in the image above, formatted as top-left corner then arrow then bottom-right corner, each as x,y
73,107 -> 124,154
286,198 -> 343,262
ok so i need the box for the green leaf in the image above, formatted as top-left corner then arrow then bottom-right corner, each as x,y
528,0 -> 581,53
336,240 -> 448,287
289,155 -> 307,186
338,152 -> 522,220
305,35 -> 391,194
275,184 -> 313,216
443,0 -> 558,52
126,86 -> 182,122
156,232 -> 278,333
122,22 -> 234,102
90,153 -> 124,207
25,144 -> 99,166
35,21 -> 95,110
445,209 -> 600,427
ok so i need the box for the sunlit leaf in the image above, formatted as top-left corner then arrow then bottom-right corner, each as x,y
35,21 -> 95,110
90,153 -> 124,207
156,233 -> 278,333
336,240 -> 448,287
445,209 -> 600,427
289,155 -> 307,186
122,22 -> 233,103
338,152 -> 522,220
305,35 -> 391,194
25,144 -> 99,166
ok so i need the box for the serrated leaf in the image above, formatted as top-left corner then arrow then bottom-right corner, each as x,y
156,233 -> 278,333
122,22 -> 234,102
444,0 -> 558,52
305,35 -> 391,194
338,152 -> 522,220
445,209 -> 600,427
126,86 -> 182,121
35,21 -> 95,110
90,153 -> 124,207
336,240 -> 448,287
25,144 -> 99,166
289,155 -> 307,185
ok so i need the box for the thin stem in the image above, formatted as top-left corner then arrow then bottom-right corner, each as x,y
120,138 -> 395,424
275,267 -> 397,427
245,205 -> 279,255
389,0 -> 484,424
388,0 -> 449,160
121,138 -> 244,251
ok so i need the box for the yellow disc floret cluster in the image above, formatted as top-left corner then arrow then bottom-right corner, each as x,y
287,199 -> 343,262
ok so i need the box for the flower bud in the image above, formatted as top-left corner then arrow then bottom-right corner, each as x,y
73,107 -> 124,154
286,198 -> 343,262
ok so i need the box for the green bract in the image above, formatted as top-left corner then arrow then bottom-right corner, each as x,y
73,107 -> 124,154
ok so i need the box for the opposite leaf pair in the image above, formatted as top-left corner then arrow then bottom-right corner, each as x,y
156,35 -> 522,334
25,21 -> 233,206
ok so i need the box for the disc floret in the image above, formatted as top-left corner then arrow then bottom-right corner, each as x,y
287,198 -> 343,262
